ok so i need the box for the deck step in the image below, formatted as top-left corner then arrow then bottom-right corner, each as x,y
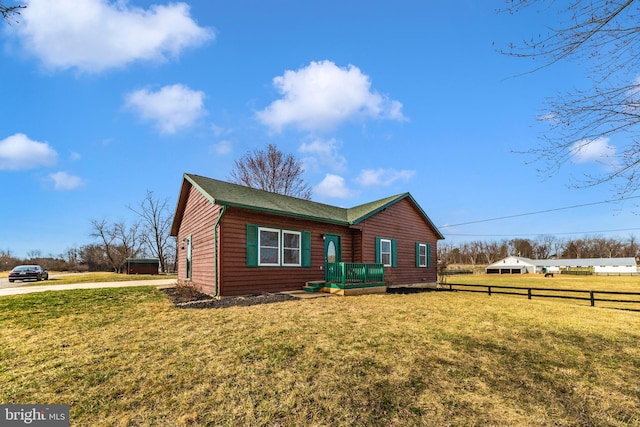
302,281 -> 324,293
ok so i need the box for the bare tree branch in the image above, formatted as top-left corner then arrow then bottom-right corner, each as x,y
229,144 -> 312,200
501,0 -> 640,195
1,1 -> 26,24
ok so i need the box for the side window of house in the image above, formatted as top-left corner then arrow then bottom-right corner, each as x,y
246,224 -> 310,267
416,242 -> 431,268
375,237 -> 397,267
185,235 -> 192,280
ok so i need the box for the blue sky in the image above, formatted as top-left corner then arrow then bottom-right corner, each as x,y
1,0 -> 638,258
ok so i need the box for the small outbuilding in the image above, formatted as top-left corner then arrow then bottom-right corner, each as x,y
125,258 -> 160,275
486,256 -> 537,274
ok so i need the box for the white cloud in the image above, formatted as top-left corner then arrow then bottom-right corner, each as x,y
299,137 -> 347,172
257,60 -> 406,132
570,137 -> 617,164
0,133 -> 58,170
211,123 -> 232,137
15,0 -> 213,73
211,140 -> 232,155
125,84 -> 207,134
50,171 -> 82,190
356,168 -> 416,187
314,174 -> 357,199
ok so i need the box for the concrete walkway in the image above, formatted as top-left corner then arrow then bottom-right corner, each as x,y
0,279 -> 176,297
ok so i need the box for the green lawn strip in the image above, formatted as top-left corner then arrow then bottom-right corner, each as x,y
15,272 -> 176,286
0,287 -> 639,426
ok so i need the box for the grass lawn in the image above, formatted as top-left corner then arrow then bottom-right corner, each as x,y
1,286 -> 639,426
445,272 -> 640,292
443,273 -> 640,310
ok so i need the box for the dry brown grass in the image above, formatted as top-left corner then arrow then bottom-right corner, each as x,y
443,273 -> 640,310
0,286 -> 639,426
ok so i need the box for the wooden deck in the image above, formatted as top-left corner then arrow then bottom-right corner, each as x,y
303,262 -> 386,295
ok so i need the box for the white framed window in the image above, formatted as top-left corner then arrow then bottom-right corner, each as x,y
247,224 -> 311,268
259,227 -> 280,266
282,230 -> 301,266
185,235 -> 192,280
418,243 -> 427,267
380,238 -> 392,267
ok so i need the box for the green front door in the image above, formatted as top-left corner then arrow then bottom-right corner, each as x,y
324,234 -> 341,263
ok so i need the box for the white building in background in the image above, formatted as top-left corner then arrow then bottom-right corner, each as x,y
486,256 -> 638,274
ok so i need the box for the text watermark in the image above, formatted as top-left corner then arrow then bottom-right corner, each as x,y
1,405 -> 69,426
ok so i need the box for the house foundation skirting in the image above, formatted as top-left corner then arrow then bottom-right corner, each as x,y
320,282 -> 387,296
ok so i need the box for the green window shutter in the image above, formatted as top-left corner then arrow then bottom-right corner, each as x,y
427,244 -> 432,268
302,231 -> 311,267
375,237 -> 381,264
416,242 -> 421,267
391,239 -> 397,267
246,224 -> 258,267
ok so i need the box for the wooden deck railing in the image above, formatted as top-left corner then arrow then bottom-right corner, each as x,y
325,262 -> 384,285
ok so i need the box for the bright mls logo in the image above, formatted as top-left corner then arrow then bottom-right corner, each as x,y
1,405 -> 69,426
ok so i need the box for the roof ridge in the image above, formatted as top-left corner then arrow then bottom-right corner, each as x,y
185,173 -> 350,212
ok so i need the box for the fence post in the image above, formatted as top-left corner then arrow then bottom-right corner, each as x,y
488,286 -> 492,296
590,291 -> 595,307
528,288 -> 532,300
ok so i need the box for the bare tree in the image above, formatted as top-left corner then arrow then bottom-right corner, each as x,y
0,249 -> 20,271
626,234 -> 639,257
464,241 -> 483,265
229,144 -> 312,200
481,240 -> 508,264
501,1 -> 640,195
509,238 -> 534,258
533,235 -> 556,259
1,1 -> 25,23
79,244 -> 111,272
91,219 -> 143,273
562,239 -> 584,259
26,249 -> 42,260
602,237 -> 624,258
129,190 -> 174,273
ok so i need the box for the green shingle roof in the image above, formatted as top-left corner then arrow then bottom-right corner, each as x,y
171,173 -> 444,238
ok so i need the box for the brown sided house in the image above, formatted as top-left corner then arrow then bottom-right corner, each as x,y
170,173 -> 444,296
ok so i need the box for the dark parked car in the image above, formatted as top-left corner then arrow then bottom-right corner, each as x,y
8,265 -> 49,282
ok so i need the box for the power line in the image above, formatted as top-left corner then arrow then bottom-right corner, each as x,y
438,196 -> 640,229
445,227 -> 640,238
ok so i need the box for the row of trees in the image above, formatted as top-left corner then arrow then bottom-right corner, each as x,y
439,235 -> 640,267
